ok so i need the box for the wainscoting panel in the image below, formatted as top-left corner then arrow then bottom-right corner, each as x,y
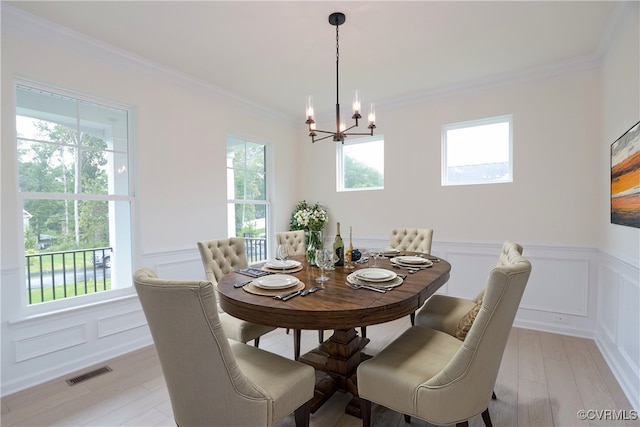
97,307 -> 148,338
596,251 -> 640,412
15,324 -> 87,362
619,271 -> 640,376
519,255 -> 589,316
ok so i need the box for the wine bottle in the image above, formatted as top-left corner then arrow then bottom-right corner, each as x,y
345,226 -> 354,268
333,222 -> 344,267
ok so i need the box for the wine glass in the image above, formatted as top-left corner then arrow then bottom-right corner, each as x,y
315,249 -> 331,284
369,248 -> 382,267
275,244 -> 289,273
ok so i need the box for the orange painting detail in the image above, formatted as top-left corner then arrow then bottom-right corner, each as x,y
611,121 -> 640,228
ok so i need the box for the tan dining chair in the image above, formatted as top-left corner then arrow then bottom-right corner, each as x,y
386,227 -> 435,328
276,230 -> 306,255
276,230 -> 325,359
134,268 -> 315,427
357,241 -> 531,427
415,241 -> 524,336
388,227 -> 434,254
197,238 -> 276,347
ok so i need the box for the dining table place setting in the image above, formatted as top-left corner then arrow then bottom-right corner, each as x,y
240,273 -> 307,298
389,255 -> 434,272
260,258 -> 304,273
346,267 -> 404,293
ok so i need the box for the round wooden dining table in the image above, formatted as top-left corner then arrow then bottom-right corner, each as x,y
217,253 -> 451,418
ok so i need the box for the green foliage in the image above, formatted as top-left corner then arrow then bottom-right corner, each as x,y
28,279 -> 111,305
18,120 -> 110,251
344,155 -> 383,188
228,140 -> 266,236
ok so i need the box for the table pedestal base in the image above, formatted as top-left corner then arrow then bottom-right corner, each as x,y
298,328 -> 371,418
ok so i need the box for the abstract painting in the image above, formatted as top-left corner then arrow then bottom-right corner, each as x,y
611,121 -> 640,228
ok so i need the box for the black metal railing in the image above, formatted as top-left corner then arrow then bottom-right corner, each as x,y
244,237 -> 267,263
25,247 -> 112,305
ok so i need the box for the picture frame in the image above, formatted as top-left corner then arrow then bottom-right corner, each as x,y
611,120 -> 640,228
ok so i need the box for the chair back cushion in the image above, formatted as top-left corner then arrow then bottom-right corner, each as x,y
388,228 -> 433,254
133,268 -> 269,426
276,230 -> 306,256
472,240 -> 524,303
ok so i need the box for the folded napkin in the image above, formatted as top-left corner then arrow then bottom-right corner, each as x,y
236,268 -> 272,278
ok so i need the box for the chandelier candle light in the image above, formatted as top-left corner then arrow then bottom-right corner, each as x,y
305,12 -> 377,143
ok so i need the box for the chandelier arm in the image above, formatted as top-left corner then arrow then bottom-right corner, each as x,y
344,131 -> 375,136
312,133 -> 337,143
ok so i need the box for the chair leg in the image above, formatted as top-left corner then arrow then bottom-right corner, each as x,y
481,408 -> 493,427
456,422 -> 469,427
361,326 -> 367,338
492,391 -> 497,400
404,414 -> 411,423
294,400 -> 311,427
318,330 -> 324,343
360,398 -> 372,427
410,312 -> 415,326
286,328 -> 290,334
294,329 -> 302,360
253,337 -> 260,347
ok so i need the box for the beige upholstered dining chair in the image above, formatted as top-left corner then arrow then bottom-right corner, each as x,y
197,238 -> 275,347
276,230 -> 306,255
415,241 -> 524,335
134,268 -> 315,427
357,241 -> 531,427
276,230 -> 325,358
388,227 -> 434,254
387,227 -> 434,327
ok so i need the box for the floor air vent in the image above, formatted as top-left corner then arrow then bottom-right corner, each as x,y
66,366 -> 112,386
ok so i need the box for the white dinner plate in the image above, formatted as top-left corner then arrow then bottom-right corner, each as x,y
395,256 -> 429,265
347,273 -> 404,289
383,248 -> 401,255
390,257 -> 433,268
354,268 -> 397,282
253,274 -> 299,290
264,259 -> 302,269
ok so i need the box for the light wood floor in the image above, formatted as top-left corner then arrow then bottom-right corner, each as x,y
2,318 -> 637,427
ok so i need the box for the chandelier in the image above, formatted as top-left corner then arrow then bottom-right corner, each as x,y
305,12 -> 376,143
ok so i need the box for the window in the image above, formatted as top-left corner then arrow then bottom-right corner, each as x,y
16,82 -> 135,306
337,135 -> 384,191
442,115 -> 513,186
226,136 -> 269,263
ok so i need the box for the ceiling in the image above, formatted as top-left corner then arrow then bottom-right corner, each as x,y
6,1 -> 622,119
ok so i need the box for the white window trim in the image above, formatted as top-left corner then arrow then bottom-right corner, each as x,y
15,78 -> 138,316
441,114 -> 513,186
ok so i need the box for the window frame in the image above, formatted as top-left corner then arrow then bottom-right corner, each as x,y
441,115 -> 513,186
336,135 -> 385,192
15,78 -> 138,313
226,135 -> 271,262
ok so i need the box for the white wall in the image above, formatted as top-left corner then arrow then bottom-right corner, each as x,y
596,3 -> 640,411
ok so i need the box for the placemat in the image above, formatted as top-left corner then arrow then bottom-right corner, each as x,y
243,281 -> 306,297
261,265 -> 304,274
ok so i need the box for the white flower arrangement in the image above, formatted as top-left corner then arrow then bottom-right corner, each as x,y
290,200 -> 328,232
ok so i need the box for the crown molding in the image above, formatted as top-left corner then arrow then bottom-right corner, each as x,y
1,4 -> 292,126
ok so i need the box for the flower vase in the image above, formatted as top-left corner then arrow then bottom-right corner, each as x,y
305,230 -> 323,265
